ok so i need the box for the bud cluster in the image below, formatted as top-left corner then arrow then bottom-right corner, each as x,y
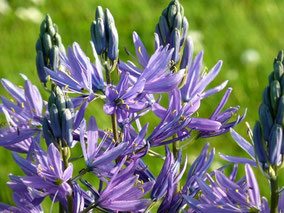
43,86 -> 74,147
91,6 -> 119,61
254,50 -> 284,169
36,14 -> 65,83
155,0 -> 189,62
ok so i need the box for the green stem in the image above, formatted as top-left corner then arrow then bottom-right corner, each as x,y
61,147 -> 74,213
104,61 -> 119,143
72,168 -> 89,182
270,175 -> 279,213
172,134 -> 180,192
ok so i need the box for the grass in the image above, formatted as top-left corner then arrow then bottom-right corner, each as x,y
0,0 -> 283,210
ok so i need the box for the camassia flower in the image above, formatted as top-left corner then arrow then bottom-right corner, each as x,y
0,76 -> 43,153
12,141 -> 73,205
119,32 -> 185,94
183,164 -> 270,213
80,116 -> 128,175
82,157 -> 154,212
103,71 -> 147,121
46,42 -> 104,105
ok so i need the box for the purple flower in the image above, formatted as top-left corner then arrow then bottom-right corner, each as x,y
0,77 -> 42,152
200,88 -> 246,138
183,164 -> 269,213
103,71 -> 147,122
180,36 -> 228,103
119,32 -> 185,94
13,142 -> 73,203
45,42 -> 103,105
83,157 -> 154,212
80,116 -> 128,174
151,146 -> 187,201
158,143 -> 214,212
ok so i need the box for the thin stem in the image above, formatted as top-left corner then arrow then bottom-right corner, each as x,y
179,132 -> 200,151
172,134 -> 179,159
270,175 -> 279,213
72,168 -> 89,182
172,134 -> 180,192
104,60 -> 119,144
61,147 -> 74,213
148,149 -> 165,160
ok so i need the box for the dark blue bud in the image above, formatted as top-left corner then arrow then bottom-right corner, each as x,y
91,20 -> 106,55
253,121 -> 267,164
61,109 -> 73,147
273,61 -> 283,81
276,50 -> 284,62
269,72 -> 274,84
262,86 -> 271,110
167,1 -> 179,28
36,38 -> 43,52
280,75 -> 284,95
107,23 -> 119,60
49,46 -> 59,70
55,86 -> 66,112
66,97 -> 75,118
50,104 -> 61,138
173,13 -> 182,31
170,28 -> 181,63
95,6 -> 104,20
105,8 -> 115,26
180,36 -> 193,69
268,124 -> 282,165
42,117 -> 54,146
276,96 -> 284,126
36,51 -> 47,83
40,21 -> 47,35
259,103 -> 273,141
158,16 -> 170,44
270,80 -> 281,115
180,16 -> 189,45
42,33 -> 52,57
48,91 -> 56,109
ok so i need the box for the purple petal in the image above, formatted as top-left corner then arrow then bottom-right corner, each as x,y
245,164 -> 261,208
219,153 -> 257,167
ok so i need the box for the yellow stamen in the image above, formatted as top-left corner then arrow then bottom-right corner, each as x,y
139,187 -> 145,193
126,104 -> 130,110
217,206 -> 223,209
115,90 -> 119,94
18,85 -> 23,89
10,107 -> 15,113
21,102 -> 24,108
65,85 -> 69,90
47,75 -> 51,81
28,119 -> 33,125
50,166 -> 55,171
138,46 -> 142,55
10,99 -> 14,102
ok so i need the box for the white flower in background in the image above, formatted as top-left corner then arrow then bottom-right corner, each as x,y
29,0 -> 45,6
15,7 -> 43,23
0,0 -> 11,15
241,49 -> 260,65
189,30 -> 203,52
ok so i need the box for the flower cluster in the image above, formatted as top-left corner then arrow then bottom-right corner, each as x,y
0,0 -> 282,212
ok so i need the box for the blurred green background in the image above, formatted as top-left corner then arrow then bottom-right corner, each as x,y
0,0 -> 284,210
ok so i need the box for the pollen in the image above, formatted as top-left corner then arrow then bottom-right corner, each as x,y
65,85 -> 69,90
139,187 -> 145,193
115,90 -> 119,94
138,46 -> 142,55
28,119 -> 33,125
47,75 -> 51,81
21,102 -> 24,108
18,85 -> 23,89
126,104 -> 130,110
10,107 -> 15,113
217,206 -> 223,209
50,165 -> 55,171
10,98 -> 14,102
